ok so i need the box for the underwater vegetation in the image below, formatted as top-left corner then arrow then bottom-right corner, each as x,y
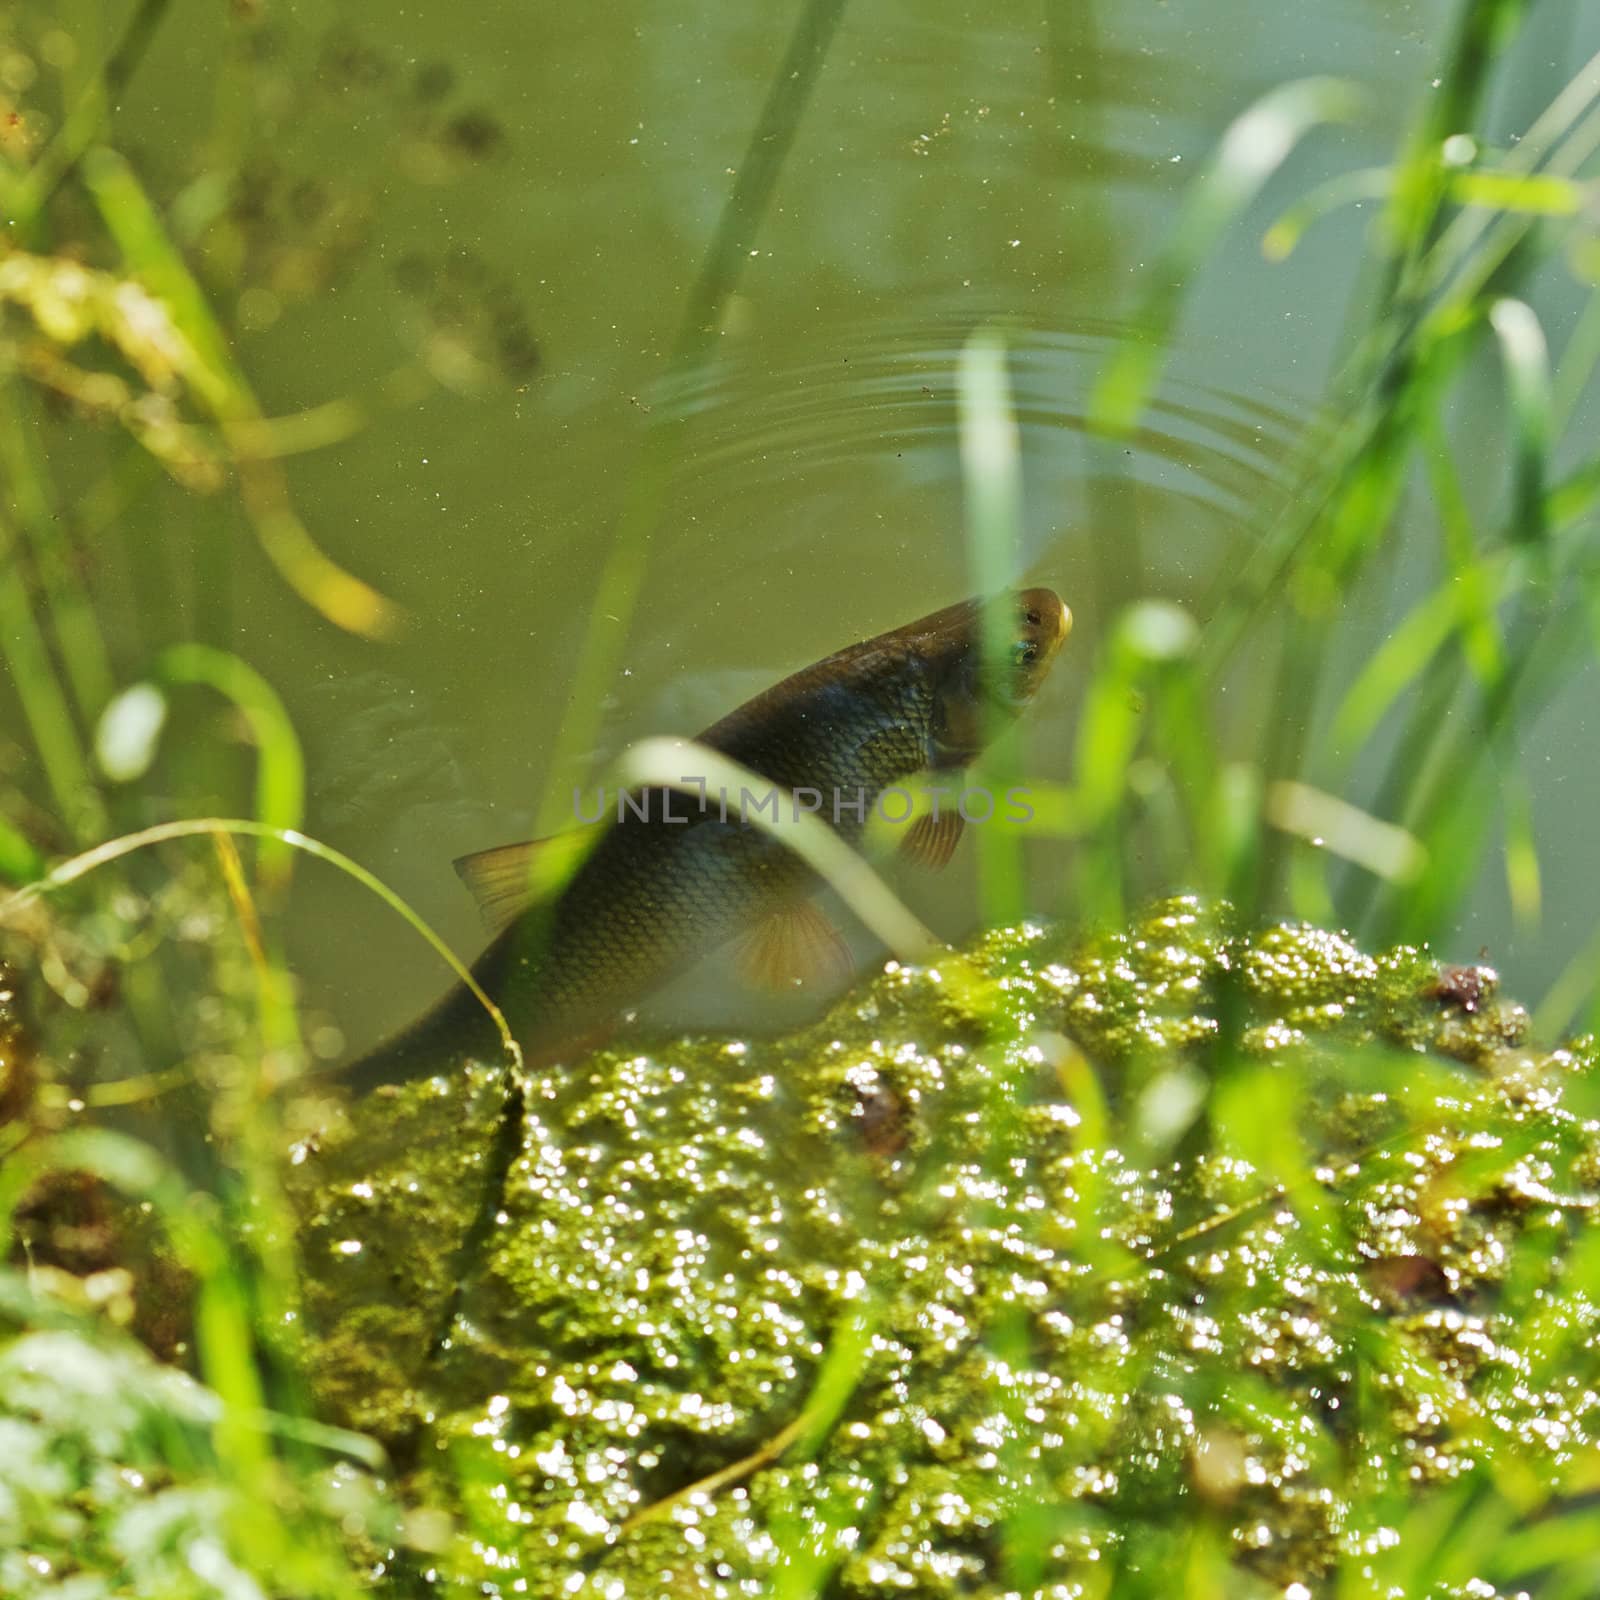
3,0 -> 1600,1596
290,900 -> 1600,1598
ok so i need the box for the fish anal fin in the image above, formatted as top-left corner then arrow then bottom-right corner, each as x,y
899,808 -> 964,870
454,825 -> 604,933
736,900 -> 853,992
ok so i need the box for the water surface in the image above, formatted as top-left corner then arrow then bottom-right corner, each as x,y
50,0 -> 1598,1043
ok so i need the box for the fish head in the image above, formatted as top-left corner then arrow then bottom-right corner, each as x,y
926,586 -> 1071,766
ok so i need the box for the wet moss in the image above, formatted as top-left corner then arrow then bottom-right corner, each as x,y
289,898 -> 1600,1596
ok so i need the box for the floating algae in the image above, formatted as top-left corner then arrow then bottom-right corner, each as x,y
290,899 -> 1600,1597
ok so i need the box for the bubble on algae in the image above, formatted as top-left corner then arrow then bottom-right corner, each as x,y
288,898 -> 1600,1597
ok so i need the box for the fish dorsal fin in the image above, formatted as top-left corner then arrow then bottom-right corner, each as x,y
453,825 -> 605,933
736,900 -> 853,992
899,808 -> 964,870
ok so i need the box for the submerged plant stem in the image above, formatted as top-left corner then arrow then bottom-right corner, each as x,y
3,0 -> 175,237
0,506 -> 104,842
0,817 -> 519,1071
530,0 -> 850,837
0,384 -> 116,728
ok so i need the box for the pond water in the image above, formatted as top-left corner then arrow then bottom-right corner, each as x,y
47,0 -> 1588,1057
10,3 -> 1600,1596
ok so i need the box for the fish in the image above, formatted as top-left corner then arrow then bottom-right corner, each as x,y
341,587 -> 1071,1091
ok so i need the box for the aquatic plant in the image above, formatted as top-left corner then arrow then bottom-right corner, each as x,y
2,0 -> 1600,1595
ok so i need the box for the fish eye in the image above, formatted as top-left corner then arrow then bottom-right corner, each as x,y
1013,640 -> 1039,668
1023,607 -> 1041,627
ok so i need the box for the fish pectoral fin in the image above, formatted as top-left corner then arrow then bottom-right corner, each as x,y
898,808 -> 965,870
736,900 -> 854,992
454,826 -> 604,933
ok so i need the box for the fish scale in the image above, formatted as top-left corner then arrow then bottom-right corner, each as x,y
342,589 -> 1068,1091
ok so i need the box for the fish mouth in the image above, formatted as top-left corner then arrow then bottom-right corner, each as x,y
1017,586 -> 1072,665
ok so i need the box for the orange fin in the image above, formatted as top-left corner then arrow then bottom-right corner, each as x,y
454,825 -> 604,933
899,808 -> 964,870
736,899 -> 853,992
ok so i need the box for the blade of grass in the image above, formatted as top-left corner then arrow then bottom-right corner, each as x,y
1334,396 -> 1520,928
1263,166 -> 1393,261
1534,915 -> 1600,1040
0,381 -> 117,724
1410,50 -> 1600,335
0,1124 -> 270,1469
1488,297 -> 1554,556
614,737 -> 939,965
1502,769 -> 1541,933
0,0 -> 173,238
1071,601 -> 1201,924
152,644 -> 305,893
1089,76 -> 1362,433
0,816 -> 44,883
623,1296 -> 877,1599
1265,780 -> 1427,884
1202,32 -> 1597,687
1269,152 -> 1592,283
0,1124 -> 375,1595
79,147 -> 399,638
531,0 -> 849,838
1211,1059 -> 1340,1247
94,645 -> 306,896
1421,401 -> 1506,680
0,817 -> 520,1070
1548,453 -> 1600,530
1448,167 -> 1590,213
1328,550 -> 1519,752
1553,281 -> 1600,432
958,327 -> 1027,929
211,828 -> 302,1075
1147,649 -> 1227,894
1360,301 -> 1558,942
1375,599 -> 1585,944
1374,0 -> 1533,302
0,504 -> 106,842
205,828 -> 308,1458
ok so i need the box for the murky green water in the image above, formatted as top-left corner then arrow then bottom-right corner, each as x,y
8,3 -> 1600,1594
13,0 -> 1586,1050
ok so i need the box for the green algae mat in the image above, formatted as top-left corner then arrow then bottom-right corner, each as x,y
285,901 -> 1600,1597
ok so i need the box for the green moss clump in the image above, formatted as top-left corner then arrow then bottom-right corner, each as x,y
290,898 -> 1600,1597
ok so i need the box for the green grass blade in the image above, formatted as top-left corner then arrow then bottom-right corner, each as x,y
1265,780 -> 1427,884
0,0 -> 173,236
154,645 -> 305,891
1502,768 -> 1542,933
1090,77 -> 1362,432
0,383 -> 117,725
1329,550 -> 1519,750
1263,166 -> 1391,260
614,737 -> 939,965
1488,297 -> 1554,553
95,646 -> 305,891
1449,167 -> 1588,214
0,505 -> 105,842
1202,42 -> 1599,690
958,327 -> 1027,928
1071,601 -> 1202,923
1421,402 -> 1505,680
1552,281 -> 1600,432
0,818 -> 520,1070
79,147 -> 399,638
0,816 -> 44,884
529,0 -> 849,839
